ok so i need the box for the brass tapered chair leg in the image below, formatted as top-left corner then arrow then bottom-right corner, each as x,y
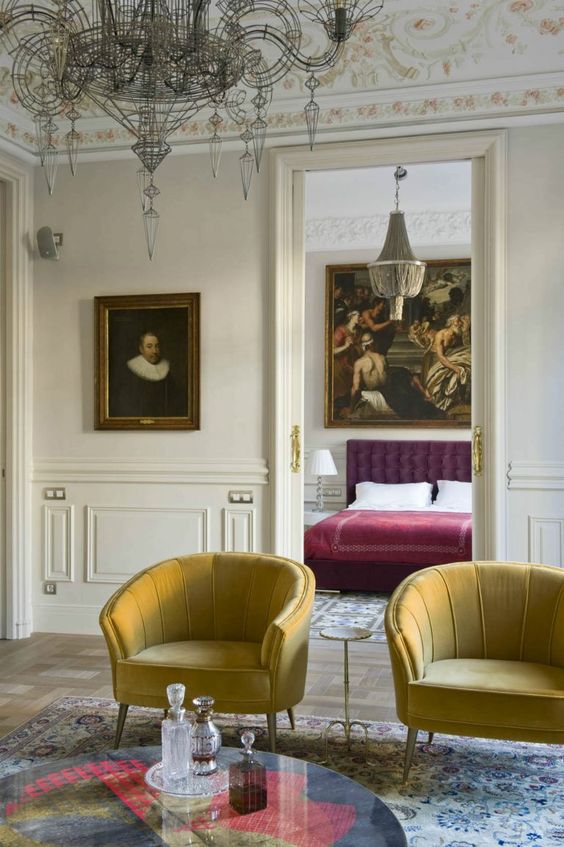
114,703 -> 129,749
287,707 -> 296,730
267,712 -> 277,753
427,732 -> 434,744
403,727 -> 418,783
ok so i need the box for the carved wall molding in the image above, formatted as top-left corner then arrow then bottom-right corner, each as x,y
306,209 -> 471,251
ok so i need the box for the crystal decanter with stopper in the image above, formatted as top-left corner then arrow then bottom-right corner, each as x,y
229,730 -> 267,814
191,695 -> 222,776
161,683 -> 192,790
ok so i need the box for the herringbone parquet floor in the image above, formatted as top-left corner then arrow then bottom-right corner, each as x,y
0,628 -> 397,737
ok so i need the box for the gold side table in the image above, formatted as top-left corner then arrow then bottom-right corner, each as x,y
319,625 -> 372,762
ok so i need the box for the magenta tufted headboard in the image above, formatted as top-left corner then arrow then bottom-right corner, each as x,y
346,439 -> 471,505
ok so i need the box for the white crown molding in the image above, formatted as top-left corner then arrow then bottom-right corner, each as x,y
306,209 -> 471,251
507,461 -> 564,490
32,457 -> 269,485
1,69 -> 564,160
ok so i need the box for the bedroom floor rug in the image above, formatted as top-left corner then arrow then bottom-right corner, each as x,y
1,697 -> 562,847
311,591 -> 389,641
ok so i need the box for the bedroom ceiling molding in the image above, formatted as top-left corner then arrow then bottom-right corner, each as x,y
306,209 -> 471,250
270,130 -> 508,563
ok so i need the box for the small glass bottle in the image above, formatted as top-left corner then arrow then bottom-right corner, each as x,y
229,730 -> 267,814
161,683 -> 192,790
191,695 -> 222,776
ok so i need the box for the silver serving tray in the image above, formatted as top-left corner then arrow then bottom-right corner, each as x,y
145,761 -> 229,797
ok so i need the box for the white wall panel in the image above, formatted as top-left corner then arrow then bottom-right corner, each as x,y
528,517 -> 564,567
43,504 -> 74,582
31,462 -> 268,633
223,508 -> 256,552
86,505 -> 210,583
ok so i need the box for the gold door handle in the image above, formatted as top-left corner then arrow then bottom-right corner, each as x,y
290,425 -> 301,473
472,425 -> 483,476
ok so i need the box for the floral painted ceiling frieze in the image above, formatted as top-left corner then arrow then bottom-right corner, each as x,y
0,0 -> 563,154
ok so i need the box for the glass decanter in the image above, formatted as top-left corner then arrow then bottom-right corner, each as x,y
191,695 -> 222,776
161,683 -> 192,790
229,730 -> 267,814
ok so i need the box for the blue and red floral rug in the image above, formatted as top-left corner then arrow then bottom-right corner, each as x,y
0,697 -> 561,846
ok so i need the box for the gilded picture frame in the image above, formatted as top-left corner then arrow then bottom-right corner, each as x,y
324,260 -> 471,428
95,292 -> 200,430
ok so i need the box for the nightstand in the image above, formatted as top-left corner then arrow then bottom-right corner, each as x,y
304,509 -> 337,528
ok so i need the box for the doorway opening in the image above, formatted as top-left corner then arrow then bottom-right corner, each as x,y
302,161 -> 474,591
269,132 -> 507,566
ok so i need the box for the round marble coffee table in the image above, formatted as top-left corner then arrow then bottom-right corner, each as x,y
320,625 -> 373,761
0,745 -> 406,846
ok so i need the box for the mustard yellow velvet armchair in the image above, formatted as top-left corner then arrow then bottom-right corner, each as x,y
385,560 -> 564,781
100,552 -> 315,751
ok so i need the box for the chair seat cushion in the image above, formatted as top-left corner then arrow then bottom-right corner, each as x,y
116,641 -> 271,710
408,658 -> 564,735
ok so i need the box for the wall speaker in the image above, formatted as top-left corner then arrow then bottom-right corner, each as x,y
37,226 -> 59,260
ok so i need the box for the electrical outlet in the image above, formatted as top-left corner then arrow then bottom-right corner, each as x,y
43,582 -> 57,595
44,487 -> 66,500
324,487 -> 342,498
228,490 -> 254,504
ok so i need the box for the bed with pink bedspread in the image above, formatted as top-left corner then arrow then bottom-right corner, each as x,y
304,439 -> 472,592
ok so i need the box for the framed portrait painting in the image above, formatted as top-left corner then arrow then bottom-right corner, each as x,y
95,292 -> 200,430
325,260 -> 471,428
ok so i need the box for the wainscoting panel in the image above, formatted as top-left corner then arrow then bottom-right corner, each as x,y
223,508 -> 256,552
32,456 -> 269,633
528,517 -> 564,567
43,505 -> 74,582
86,506 -> 210,583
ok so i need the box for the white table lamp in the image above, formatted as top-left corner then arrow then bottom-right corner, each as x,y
308,449 -> 338,512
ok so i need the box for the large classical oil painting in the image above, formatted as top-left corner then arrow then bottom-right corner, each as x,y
325,260 -> 471,427
95,292 -> 200,430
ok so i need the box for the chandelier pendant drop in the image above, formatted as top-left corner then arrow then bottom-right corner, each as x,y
0,0 -> 384,258
367,166 -> 426,321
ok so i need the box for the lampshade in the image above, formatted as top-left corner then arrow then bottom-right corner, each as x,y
307,449 -> 338,477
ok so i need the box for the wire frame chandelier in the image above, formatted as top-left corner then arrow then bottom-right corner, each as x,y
367,165 -> 426,320
0,0 -> 383,258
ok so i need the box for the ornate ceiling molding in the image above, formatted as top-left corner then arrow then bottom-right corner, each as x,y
1,0 -> 564,156
306,210 -> 471,251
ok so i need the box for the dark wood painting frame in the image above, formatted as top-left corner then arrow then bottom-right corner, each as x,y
95,292 -> 200,430
324,260 -> 471,428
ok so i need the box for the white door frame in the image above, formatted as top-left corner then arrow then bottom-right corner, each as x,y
0,150 -> 33,638
270,130 -> 507,562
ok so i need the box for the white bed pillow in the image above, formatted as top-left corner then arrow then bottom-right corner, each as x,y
434,479 -> 472,511
349,481 -> 433,510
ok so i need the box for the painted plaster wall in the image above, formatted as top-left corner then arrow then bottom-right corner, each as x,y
33,151 -> 267,460
32,150 -> 271,632
29,123 -> 564,632
505,124 -> 564,565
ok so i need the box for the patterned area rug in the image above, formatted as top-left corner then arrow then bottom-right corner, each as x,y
311,591 -> 389,641
1,697 -> 562,846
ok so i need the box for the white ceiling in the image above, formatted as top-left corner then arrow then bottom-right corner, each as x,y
1,0 -> 563,158
305,160 -> 471,220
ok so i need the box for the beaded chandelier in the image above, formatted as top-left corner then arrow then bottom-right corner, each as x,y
368,166 -> 426,320
0,0 -> 383,257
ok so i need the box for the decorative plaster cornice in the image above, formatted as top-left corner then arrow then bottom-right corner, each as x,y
1,81 -> 563,159
2,0 -> 564,158
306,209 -> 471,250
